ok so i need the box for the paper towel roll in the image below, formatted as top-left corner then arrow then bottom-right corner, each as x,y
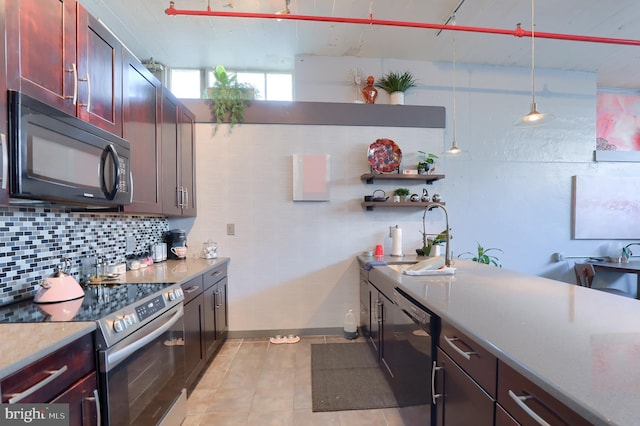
391,225 -> 403,257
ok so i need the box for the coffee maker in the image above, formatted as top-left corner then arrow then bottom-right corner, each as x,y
164,229 -> 187,260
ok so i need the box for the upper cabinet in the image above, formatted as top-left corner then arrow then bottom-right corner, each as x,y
161,89 -> 197,217
121,50 -> 162,214
6,0 -> 123,136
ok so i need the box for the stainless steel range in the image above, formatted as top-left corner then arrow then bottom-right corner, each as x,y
0,282 -> 186,426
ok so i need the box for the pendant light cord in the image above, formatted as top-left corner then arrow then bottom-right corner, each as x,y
452,17 -> 457,143
530,0 -> 536,106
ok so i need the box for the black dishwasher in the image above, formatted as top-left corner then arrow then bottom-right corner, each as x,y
388,287 -> 439,425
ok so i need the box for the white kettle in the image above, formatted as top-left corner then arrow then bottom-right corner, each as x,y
34,259 -> 85,304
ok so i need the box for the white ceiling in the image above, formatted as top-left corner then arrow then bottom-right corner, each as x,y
79,0 -> 640,89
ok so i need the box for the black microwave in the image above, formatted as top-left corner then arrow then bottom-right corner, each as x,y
7,91 -> 132,207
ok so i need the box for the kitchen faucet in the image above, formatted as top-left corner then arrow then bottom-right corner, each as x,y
422,203 -> 451,267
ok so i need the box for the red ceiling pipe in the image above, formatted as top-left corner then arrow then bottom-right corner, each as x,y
165,3 -> 640,47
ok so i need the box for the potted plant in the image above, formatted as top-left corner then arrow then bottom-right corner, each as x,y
375,71 -> 417,105
459,242 -> 503,267
417,151 -> 438,174
205,65 -> 255,132
393,187 -> 410,202
417,229 -> 449,256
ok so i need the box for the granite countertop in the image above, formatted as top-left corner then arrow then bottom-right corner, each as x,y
366,257 -> 640,425
0,257 -> 230,380
0,322 -> 96,378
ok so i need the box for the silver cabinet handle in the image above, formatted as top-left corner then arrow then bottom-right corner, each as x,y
86,388 -> 102,426
8,365 -> 68,403
66,63 -> 78,104
79,73 -> 91,111
431,361 -> 443,404
444,335 -> 476,360
183,285 -> 200,294
1,134 -> 7,190
508,390 -> 552,426
183,187 -> 189,208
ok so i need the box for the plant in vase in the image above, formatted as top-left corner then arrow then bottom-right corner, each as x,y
393,187 -> 410,202
375,71 -> 417,105
418,229 -> 449,256
204,65 -> 255,133
417,151 -> 439,175
458,242 -> 503,267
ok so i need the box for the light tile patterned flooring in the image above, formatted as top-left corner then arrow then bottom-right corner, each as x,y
184,336 -> 426,426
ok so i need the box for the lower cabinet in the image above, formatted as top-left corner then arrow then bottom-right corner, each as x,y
181,263 -> 229,393
0,332 -> 99,426
181,274 -> 205,391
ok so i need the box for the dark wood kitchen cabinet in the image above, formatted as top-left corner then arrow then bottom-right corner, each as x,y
0,0 -> 8,205
436,319 -> 497,426
181,274 -> 206,391
161,89 -> 197,216
0,332 -> 99,426
122,49 -> 163,214
6,0 -> 123,136
202,264 -> 228,360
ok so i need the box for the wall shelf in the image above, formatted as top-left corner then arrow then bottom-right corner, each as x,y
361,201 -> 446,211
360,173 -> 445,184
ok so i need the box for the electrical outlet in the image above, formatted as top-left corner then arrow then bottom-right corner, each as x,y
227,224 -> 235,236
126,235 -> 136,252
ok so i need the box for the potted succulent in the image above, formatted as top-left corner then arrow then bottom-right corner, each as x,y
375,71 -> 417,105
393,187 -> 410,202
205,65 -> 255,132
459,242 -> 503,267
417,151 -> 438,174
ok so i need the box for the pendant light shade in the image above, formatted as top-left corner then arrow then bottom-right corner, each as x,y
514,0 -> 554,127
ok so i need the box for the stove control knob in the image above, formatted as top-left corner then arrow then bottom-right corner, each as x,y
167,291 -> 176,301
113,319 -> 126,333
123,314 -> 136,327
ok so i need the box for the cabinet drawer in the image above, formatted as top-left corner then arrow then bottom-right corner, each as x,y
438,348 -> 494,426
1,333 -> 95,403
203,263 -> 227,289
51,372 -> 99,426
497,360 -> 590,426
181,274 -> 204,304
439,319 -> 497,397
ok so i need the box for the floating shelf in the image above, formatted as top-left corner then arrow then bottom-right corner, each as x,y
360,173 -> 445,184
361,201 -> 446,211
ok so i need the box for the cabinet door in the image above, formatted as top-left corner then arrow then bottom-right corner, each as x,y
76,5 -> 122,136
122,50 -> 162,214
183,296 -> 205,391
6,0 -> 77,115
51,373 -> 99,426
368,284 -> 381,355
178,105 -> 197,216
0,0 -> 8,205
161,89 -> 181,215
359,269 -> 370,338
438,348 -> 494,426
203,283 -> 217,360
215,279 -> 228,338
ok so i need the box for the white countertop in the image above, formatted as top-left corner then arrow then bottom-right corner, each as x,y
367,257 -> 640,426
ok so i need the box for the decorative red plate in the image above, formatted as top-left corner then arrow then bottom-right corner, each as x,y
368,138 -> 402,173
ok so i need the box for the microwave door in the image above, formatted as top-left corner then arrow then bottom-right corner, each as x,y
101,144 -> 120,201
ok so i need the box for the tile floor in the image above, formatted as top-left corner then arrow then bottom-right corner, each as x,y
184,336 -> 427,426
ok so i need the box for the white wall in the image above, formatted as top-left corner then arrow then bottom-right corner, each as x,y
173,55 -> 639,333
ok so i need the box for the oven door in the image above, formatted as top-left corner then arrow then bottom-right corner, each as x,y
98,304 -> 185,426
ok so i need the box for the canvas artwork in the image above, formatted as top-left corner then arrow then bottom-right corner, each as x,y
573,175 -> 640,239
292,154 -> 330,201
595,92 -> 640,161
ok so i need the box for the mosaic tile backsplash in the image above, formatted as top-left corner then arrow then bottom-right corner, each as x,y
0,206 -> 168,306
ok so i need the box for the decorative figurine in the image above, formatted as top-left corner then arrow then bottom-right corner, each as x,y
362,76 -> 378,104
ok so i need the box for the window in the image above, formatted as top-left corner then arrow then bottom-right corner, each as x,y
169,69 -> 202,99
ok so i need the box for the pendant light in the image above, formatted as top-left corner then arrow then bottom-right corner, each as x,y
447,17 -> 462,155
514,0 -> 554,127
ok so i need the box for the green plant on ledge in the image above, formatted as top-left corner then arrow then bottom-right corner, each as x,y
417,151 -> 438,174
204,65 -> 255,132
459,242 -> 503,267
394,188 -> 410,197
375,71 -> 417,93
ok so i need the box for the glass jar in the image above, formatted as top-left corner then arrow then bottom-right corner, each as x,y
201,240 -> 218,259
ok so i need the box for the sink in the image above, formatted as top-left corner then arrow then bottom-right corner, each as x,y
387,264 -> 413,272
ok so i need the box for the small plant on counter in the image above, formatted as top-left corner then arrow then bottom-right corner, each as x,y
459,242 -> 503,267
417,151 -> 438,174
419,229 -> 450,256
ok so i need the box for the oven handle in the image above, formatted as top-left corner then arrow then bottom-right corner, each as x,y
105,305 -> 183,371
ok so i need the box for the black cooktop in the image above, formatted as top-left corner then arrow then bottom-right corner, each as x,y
0,282 -> 176,323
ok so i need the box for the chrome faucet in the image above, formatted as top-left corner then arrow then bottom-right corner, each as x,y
422,203 -> 451,267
